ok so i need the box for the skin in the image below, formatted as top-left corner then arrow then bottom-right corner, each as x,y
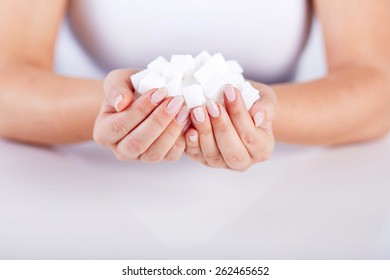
0,0 -> 389,170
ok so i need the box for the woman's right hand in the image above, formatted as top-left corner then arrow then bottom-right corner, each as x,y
93,69 -> 190,162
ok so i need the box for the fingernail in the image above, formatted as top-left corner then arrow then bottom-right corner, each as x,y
224,84 -> 236,102
254,111 -> 264,127
167,96 -> 184,115
176,106 -> 190,124
193,107 -> 205,123
151,87 -> 168,104
114,95 -> 123,111
189,133 -> 198,142
206,100 -> 220,118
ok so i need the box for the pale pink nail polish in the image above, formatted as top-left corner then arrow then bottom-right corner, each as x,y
151,88 -> 168,104
176,106 -> 190,124
193,107 -> 205,123
206,100 -> 220,118
114,95 -> 123,111
189,134 -> 198,142
254,111 -> 264,127
167,96 -> 184,115
224,85 -> 236,102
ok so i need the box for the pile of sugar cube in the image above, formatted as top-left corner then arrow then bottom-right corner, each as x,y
130,51 -> 260,110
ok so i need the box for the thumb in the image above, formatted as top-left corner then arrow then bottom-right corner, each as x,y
103,69 -> 135,112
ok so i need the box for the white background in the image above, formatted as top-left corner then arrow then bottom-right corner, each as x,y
0,19 -> 389,259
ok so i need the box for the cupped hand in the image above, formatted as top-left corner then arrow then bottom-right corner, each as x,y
185,83 -> 276,171
93,69 -> 190,162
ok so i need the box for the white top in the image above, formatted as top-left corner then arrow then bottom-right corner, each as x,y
66,0 -> 311,83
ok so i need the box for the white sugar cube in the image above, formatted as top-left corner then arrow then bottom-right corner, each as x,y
227,60 -> 244,74
194,50 -> 211,67
203,77 -> 226,101
162,63 -> 183,82
209,53 -> 229,75
165,78 -> 182,97
193,63 -> 218,85
138,71 -> 166,94
240,82 -> 260,110
130,69 -> 149,91
182,76 -> 198,87
170,55 -> 196,77
182,84 -> 206,109
224,72 -> 245,88
147,56 -> 168,75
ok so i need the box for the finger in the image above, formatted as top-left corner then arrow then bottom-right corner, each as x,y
96,87 -> 168,144
206,101 -> 251,171
222,85 -> 264,159
191,106 -> 226,168
140,106 -> 190,163
248,82 -> 277,127
184,128 -> 204,163
164,134 -> 186,162
117,96 -> 184,160
103,69 -> 136,113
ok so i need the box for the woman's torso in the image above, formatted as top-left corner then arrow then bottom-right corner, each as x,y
67,0 -> 311,83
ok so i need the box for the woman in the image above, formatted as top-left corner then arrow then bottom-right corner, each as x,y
0,0 -> 389,171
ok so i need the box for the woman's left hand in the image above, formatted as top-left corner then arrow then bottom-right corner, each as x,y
185,83 -> 276,171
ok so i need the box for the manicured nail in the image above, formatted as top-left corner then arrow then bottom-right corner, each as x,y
189,133 -> 198,142
151,87 -> 168,104
254,111 -> 264,127
167,96 -> 184,115
193,107 -> 205,123
206,100 -> 220,118
224,85 -> 236,102
176,106 -> 190,124
114,95 -> 123,111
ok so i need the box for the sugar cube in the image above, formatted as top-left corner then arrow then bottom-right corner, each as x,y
130,69 -> 149,91
209,53 -> 229,75
203,77 -> 226,101
227,60 -> 244,74
194,50 -> 211,67
182,84 -> 206,109
240,82 -> 260,110
162,63 -> 183,82
147,56 -> 168,75
193,63 -> 218,85
165,78 -> 182,97
170,55 -> 196,77
138,71 -> 166,94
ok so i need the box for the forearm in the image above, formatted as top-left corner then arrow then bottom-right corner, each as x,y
0,63 -> 104,145
263,64 -> 390,145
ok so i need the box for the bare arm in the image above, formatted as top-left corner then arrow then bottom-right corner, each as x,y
0,0 -> 103,145
269,0 -> 390,145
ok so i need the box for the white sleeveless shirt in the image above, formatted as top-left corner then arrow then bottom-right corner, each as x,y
60,0 -> 311,83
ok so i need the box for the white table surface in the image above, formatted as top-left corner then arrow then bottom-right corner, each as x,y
1,20 -> 390,260
1,137 -> 390,260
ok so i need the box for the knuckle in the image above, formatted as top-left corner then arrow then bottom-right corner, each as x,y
242,132 -> 258,146
142,150 -> 163,163
226,152 -> 246,165
228,107 -> 244,119
214,121 -> 229,134
233,164 -> 250,172
125,134 -> 146,155
150,113 -> 169,130
114,151 -> 130,161
133,101 -> 151,116
204,152 -> 223,164
110,118 -> 128,136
